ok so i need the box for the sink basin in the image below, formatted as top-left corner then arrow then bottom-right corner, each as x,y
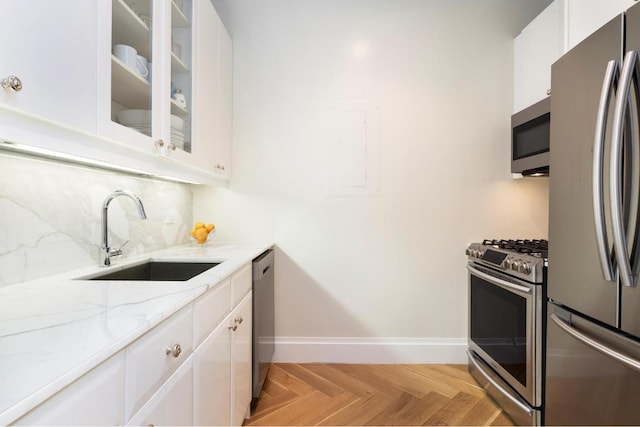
81,261 -> 220,281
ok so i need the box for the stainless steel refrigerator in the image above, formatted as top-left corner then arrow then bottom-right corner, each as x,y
547,3 -> 640,425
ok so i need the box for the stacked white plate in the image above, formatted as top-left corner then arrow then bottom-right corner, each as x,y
171,129 -> 185,150
118,109 -> 185,148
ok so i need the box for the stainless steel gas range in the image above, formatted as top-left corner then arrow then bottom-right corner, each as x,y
465,239 -> 547,426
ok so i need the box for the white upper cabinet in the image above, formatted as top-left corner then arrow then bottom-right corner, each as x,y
191,0 -> 220,172
0,1 -> 99,133
0,0 -> 232,184
100,0 -> 195,163
216,18 -> 234,178
513,1 -> 563,113
192,2 -> 233,177
513,0 -> 636,113
99,0 -> 233,175
565,0 -> 637,50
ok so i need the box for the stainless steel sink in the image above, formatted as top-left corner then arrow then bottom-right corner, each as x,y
80,261 -> 221,281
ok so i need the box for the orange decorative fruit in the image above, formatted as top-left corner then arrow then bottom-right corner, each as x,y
194,228 -> 209,243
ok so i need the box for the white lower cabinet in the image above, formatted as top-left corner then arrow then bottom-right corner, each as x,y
231,292 -> 253,426
125,303 -> 194,419
126,355 -> 195,427
194,313 -> 232,426
13,353 -> 125,426
12,263 -> 255,426
195,289 -> 253,427
231,263 -> 252,307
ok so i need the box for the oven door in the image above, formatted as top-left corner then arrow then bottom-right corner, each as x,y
467,263 -> 542,408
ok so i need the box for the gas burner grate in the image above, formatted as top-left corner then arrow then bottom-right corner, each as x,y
482,239 -> 548,258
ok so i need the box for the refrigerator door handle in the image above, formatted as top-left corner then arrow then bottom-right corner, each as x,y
610,50 -> 639,288
594,59 -> 620,282
551,313 -> 640,373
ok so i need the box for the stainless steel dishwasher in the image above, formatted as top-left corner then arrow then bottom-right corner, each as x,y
251,249 -> 274,409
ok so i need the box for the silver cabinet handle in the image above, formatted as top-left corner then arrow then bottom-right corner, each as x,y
550,313 -> 640,373
466,264 -> 531,295
593,59 -> 620,282
155,139 -> 165,148
165,343 -> 182,358
228,324 -> 237,331
546,89 -> 551,95
235,316 -> 243,324
168,142 -> 176,151
610,50 -> 639,288
1,75 -> 22,92
467,350 -> 533,416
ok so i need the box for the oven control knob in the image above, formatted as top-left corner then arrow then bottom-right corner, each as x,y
521,262 -> 532,274
512,260 -> 522,271
504,258 -> 513,268
465,248 -> 470,256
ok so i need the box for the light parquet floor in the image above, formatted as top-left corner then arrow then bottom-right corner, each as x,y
245,364 -> 514,426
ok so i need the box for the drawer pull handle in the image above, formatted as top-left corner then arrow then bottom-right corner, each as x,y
235,316 -> 243,324
165,343 -> 182,358
228,324 -> 237,331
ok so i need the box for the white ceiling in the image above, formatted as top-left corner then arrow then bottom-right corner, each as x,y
210,0 -> 556,38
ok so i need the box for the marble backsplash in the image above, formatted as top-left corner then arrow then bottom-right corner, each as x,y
0,152 -> 193,287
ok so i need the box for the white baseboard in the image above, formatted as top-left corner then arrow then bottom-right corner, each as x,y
273,337 -> 468,364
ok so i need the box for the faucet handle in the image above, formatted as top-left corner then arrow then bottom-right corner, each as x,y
111,240 -> 130,257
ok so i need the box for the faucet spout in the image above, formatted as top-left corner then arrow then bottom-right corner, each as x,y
100,190 -> 147,267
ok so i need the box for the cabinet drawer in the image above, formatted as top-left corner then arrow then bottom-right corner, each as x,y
14,353 -> 125,426
127,355 -> 194,427
231,263 -> 252,307
125,304 -> 194,419
194,279 -> 231,347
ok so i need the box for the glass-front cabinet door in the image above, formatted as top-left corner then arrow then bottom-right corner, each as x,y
108,0 -> 155,149
102,0 -> 195,163
169,1 -> 192,156
98,0 -> 227,177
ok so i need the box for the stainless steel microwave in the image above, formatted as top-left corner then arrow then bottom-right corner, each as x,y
511,97 -> 550,176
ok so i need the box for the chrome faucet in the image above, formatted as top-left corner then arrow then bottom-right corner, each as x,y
100,190 -> 147,267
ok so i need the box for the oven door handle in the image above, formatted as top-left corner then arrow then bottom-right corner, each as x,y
466,264 -> 532,295
550,313 -> 640,373
467,349 -> 533,417
593,59 -> 619,282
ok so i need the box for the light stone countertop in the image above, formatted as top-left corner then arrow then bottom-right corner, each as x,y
0,242 -> 273,425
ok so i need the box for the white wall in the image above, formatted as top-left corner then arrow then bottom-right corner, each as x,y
195,0 -> 550,363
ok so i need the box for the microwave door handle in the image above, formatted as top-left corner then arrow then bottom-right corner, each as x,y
594,59 -> 620,282
611,50 -> 637,288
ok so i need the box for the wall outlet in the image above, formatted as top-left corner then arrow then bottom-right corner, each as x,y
164,212 -> 177,225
